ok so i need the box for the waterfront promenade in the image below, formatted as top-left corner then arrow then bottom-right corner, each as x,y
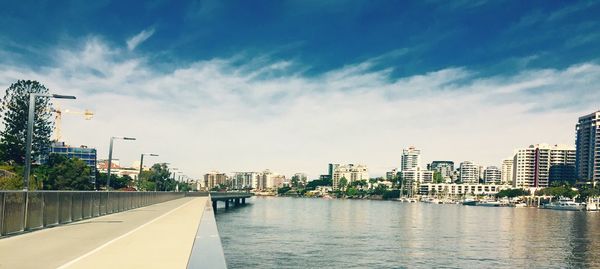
0,197 -> 207,269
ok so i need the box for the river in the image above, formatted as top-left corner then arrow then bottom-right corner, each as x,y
215,197 -> 600,268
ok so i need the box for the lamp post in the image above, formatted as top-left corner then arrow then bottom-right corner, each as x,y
24,93 -> 76,190
106,136 -> 136,191
138,153 -> 158,190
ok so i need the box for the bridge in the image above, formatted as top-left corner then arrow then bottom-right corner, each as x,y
0,191 -> 252,268
187,191 -> 253,211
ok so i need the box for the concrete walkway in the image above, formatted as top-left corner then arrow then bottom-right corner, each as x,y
0,197 -> 208,269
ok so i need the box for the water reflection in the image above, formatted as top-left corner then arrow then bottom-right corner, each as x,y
215,197 -> 600,269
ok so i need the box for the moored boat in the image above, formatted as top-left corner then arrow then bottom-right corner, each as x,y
542,197 -> 584,211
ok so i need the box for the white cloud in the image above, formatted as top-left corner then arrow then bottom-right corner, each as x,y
0,38 -> 599,179
126,28 -> 155,51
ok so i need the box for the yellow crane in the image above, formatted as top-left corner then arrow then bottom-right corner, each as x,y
51,104 -> 94,141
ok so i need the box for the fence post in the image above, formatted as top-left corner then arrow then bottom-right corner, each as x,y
22,191 -> 29,232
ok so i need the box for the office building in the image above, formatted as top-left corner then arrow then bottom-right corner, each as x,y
419,183 -> 510,196
50,141 -> 97,180
428,161 -> 454,183
231,172 -> 260,190
459,161 -> 480,184
483,166 -> 501,184
401,167 -> 433,195
386,168 -> 399,181
291,173 -> 308,187
331,164 -> 369,190
501,159 -> 513,184
401,146 -> 421,171
204,171 -> 228,190
513,144 -> 576,188
576,110 -> 600,182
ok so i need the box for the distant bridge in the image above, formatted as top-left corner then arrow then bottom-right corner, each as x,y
185,191 -> 253,211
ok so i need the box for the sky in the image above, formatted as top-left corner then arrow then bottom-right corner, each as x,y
0,0 -> 599,179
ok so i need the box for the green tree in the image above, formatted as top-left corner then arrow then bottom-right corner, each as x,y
536,186 -> 578,198
147,163 -> 172,191
495,188 -> 529,198
0,173 -> 23,190
45,155 -> 93,190
277,186 -> 292,195
433,172 -> 444,183
305,178 -> 332,190
346,187 -> 358,197
0,80 -> 54,164
577,185 -> 600,201
338,177 -> 348,191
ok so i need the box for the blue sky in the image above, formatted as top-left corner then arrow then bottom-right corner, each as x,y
3,1 -> 599,76
0,1 -> 599,178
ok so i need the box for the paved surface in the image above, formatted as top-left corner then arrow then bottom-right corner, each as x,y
0,197 -> 208,269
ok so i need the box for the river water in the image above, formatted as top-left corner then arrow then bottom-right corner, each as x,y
215,197 -> 600,268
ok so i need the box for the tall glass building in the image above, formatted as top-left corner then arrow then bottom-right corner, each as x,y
576,110 -> 600,182
49,141 -> 97,180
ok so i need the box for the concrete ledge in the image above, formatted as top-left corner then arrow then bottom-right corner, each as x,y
187,198 -> 227,269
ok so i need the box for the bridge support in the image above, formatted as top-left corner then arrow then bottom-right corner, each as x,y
242,198 -> 246,204
225,199 -> 229,209
234,198 -> 240,206
212,200 -> 217,209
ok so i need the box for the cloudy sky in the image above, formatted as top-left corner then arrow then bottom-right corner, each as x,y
0,1 -> 599,179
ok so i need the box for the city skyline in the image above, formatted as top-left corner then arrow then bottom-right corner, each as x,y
1,1 -> 599,179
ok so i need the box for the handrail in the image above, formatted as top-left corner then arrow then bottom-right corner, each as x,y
0,191 -> 185,237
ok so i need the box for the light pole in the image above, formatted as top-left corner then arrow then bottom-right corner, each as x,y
106,136 -> 136,190
138,153 -> 158,190
24,93 -> 76,190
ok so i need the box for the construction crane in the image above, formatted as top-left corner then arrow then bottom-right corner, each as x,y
51,104 -> 94,141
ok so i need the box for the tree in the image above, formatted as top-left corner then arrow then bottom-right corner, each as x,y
577,185 -> 599,202
495,188 -> 529,198
0,173 -> 23,190
536,186 -> 577,198
433,172 -> 444,183
44,155 -> 93,190
0,80 -> 54,164
338,177 -> 348,191
277,186 -> 292,195
147,163 -> 172,191
305,178 -> 332,190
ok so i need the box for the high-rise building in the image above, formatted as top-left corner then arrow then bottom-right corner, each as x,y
513,144 -> 576,188
501,159 -> 513,184
386,168 -> 398,181
49,142 -> 97,181
331,164 -> 369,190
291,173 -> 308,187
576,110 -> 600,182
401,146 -> 421,171
231,172 -> 260,190
459,161 -> 480,184
483,166 -> 501,184
428,161 -> 454,183
204,171 -> 228,189
401,167 -> 433,195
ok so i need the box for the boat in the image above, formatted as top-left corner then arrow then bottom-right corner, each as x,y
462,198 -> 477,206
542,197 -> 585,211
422,197 -> 442,204
511,202 -> 527,208
475,200 -> 506,207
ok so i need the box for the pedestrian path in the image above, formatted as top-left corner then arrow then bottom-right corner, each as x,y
0,197 -> 208,269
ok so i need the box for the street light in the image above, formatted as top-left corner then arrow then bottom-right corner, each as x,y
106,136 -> 136,191
138,153 -> 158,190
24,93 -> 76,190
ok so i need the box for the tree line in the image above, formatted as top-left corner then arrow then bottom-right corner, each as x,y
0,80 -> 187,191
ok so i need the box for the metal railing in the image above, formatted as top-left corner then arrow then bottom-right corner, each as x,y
0,191 -> 184,237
